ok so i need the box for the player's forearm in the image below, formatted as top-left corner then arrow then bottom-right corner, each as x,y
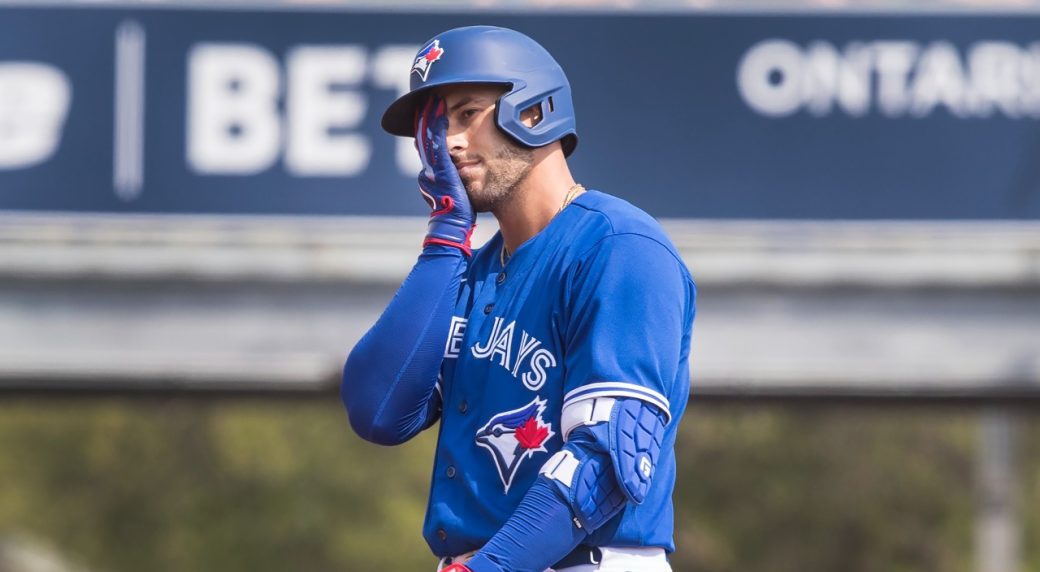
341,246 -> 467,445
464,477 -> 587,572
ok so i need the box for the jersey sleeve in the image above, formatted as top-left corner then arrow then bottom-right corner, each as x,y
341,246 -> 465,445
561,233 -> 689,424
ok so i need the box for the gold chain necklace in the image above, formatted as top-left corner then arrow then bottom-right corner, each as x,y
500,183 -> 585,266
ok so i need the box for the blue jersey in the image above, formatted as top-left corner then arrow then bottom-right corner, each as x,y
424,190 -> 696,557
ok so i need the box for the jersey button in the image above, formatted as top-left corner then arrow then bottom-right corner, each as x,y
446,466 -> 456,478
437,528 -> 448,541
483,303 -> 494,314
496,272 -> 506,285
458,400 -> 468,414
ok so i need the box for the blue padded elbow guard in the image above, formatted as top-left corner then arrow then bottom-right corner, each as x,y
610,397 -> 668,502
539,397 -> 668,531
540,439 -> 626,531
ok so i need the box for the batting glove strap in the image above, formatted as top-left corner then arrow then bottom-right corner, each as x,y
423,213 -> 475,257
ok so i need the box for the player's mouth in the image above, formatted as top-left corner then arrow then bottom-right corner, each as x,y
455,159 -> 481,178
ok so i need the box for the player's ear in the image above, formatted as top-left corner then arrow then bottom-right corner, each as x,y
520,102 -> 543,129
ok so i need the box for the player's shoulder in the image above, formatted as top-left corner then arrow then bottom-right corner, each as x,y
569,190 -> 686,268
570,190 -> 659,233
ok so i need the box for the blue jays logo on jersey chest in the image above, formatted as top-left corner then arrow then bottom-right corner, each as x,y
443,313 -> 561,493
445,315 -> 557,391
475,397 -> 555,493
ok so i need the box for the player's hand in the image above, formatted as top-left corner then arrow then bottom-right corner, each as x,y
439,565 -> 472,572
415,94 -> 476,256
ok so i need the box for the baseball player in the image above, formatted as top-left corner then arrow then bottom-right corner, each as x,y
342,26 -> 696,572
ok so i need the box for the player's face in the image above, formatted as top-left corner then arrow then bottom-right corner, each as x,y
438,84 -> 534,213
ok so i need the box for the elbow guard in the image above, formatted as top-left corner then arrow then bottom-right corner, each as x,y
539,445 -> 625,532
538,397 -> 668,531
609,397 -> 668,502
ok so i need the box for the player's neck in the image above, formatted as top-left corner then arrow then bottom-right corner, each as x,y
492,151 -> 576,256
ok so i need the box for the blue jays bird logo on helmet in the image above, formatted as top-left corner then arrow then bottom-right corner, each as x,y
475,397 -> 555,493
411,39 -> 445,82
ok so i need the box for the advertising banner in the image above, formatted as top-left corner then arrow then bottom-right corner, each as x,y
1,8 -> 1038,218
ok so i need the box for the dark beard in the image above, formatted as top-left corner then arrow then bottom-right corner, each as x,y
466,141 -> 534,213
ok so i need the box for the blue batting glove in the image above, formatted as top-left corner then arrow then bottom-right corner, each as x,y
415,94 -> 476,256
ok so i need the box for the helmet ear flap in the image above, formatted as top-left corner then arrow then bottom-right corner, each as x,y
496,83 -> 578,156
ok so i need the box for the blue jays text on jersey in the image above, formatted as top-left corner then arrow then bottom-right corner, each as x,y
424,190 -> 696,557
445,315 -> 556,391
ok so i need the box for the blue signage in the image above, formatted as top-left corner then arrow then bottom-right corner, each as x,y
1,8 -> 1038,218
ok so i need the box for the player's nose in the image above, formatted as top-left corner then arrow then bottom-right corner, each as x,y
445,124 -> 468,154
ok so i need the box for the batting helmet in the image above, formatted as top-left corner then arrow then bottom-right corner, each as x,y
381,25 -> 578,156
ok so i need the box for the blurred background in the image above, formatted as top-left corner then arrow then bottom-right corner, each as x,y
1,0 -> 1039,570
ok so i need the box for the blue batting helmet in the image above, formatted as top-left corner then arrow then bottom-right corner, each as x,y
381,26 -> 578,156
